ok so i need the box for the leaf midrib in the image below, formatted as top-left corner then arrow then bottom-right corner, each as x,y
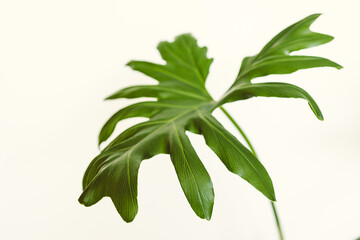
151,64 -> 206,92
197,110 -> 273,198
256,18 -> 308,59
165,44 -> 205,86
171,122 -> 207,217
237,55 -> 323,82
102,102 -> 212,203
155,85 -> 209,100
262,35 -> 329,57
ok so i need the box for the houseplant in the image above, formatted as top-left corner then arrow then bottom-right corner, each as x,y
79,14 -> 341,239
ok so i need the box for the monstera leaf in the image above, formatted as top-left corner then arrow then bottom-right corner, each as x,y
79,14 -> 341,222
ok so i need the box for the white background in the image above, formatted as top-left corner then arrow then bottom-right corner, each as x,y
1,0 -> 359,239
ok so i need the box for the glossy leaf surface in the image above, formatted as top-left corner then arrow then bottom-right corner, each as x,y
79,14 -> 341,222
79,34 -> 275,222
220,14 -> 342,120
232,14 -> 341,85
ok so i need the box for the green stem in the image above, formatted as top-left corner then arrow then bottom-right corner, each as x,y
220,106 -> 284,240
271,202 -> 284,240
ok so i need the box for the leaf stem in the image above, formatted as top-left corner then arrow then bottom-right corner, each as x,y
220,106 -> 284,240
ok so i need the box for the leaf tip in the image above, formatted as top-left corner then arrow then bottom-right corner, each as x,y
315,109 -> 324,121
266,188 -> 277,202
175,33 -> 194,41
325,34 -> 335,42
271,194 -> 277,202
199,209 -> 213,221
78,192 -> 90,206
335,64 -> 343,70
317,112 -> 324,121
312,13 -> 322,17
126,61 -> 136,69
122,216 -> 136,223
97,140 -> 103,149
157,33 -> 195,51
263,178 -> 276,201
105,92 -> 118,100
307,13 -> 322,22
157,40 -> 168,50
98,131 -> 106,146
327,61 -> 343,70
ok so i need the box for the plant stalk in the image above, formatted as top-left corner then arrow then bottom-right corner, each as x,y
220,106 -> 284,240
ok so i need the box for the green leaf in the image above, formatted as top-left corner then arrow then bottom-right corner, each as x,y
79,34 -> 275,222
169,122 -> 214,220
218,82 -> 323,120
195,113 -> 275,199
98,101 -> 168,145
257,14 -> 333,57
236,55 -> 341,83
233,14 -> 342,85
220,14 -> 342,120
79,14 -> 342,222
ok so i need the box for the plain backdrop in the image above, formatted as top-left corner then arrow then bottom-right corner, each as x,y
1,0 -> 359,239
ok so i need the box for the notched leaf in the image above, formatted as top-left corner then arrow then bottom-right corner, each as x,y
220,14 -> 341,120
80,14 -> 342,221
